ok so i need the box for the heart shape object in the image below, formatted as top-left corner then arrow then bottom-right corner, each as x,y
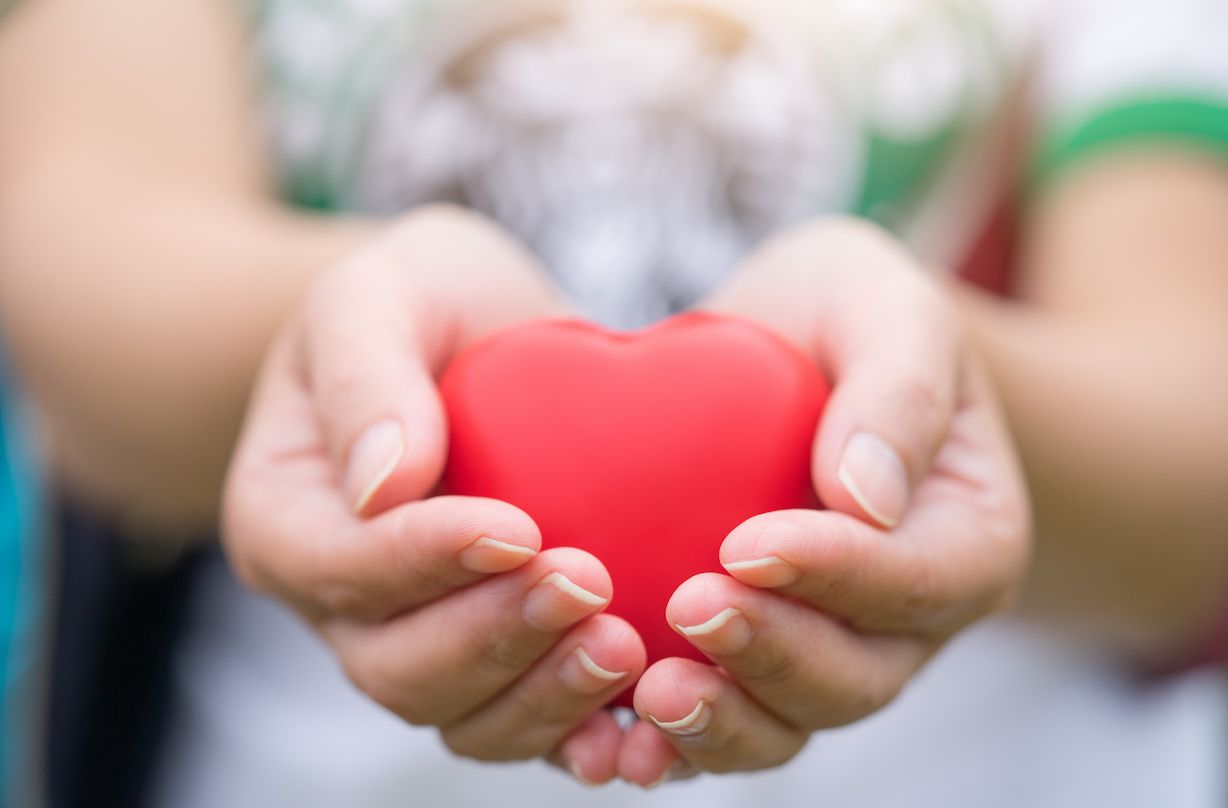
440,312 -> 829,705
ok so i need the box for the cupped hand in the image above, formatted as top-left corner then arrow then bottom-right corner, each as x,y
616,217 -> 1032,785
222,206 -> 646,779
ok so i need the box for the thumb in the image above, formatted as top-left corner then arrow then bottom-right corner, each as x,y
301,207 -> 568,517
809,238 -> 962,529
708,219 -> 961,529
299,252 -> 449,517
814,322 -> 960,530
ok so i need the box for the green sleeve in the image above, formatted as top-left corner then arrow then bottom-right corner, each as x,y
1034,96 -> 1228,183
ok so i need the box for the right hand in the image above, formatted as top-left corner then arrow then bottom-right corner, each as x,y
222,206 -> 647,782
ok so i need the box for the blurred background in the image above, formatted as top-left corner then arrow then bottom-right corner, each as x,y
1,0 -> 1227,806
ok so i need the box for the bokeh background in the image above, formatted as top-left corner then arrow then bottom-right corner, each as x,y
1,1 -> 1227,806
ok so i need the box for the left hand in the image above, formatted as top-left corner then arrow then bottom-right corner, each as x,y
222,208 -> 644,779
575,218 -> 1032,786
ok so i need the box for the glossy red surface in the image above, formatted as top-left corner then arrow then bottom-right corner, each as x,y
440,312 -> 829,705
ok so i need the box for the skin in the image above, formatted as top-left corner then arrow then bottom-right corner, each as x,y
226,213 -> 1029,785
2,0 -> 1227,789
963,148 -> 1228,663
615,221 -> 1031,782
224,208 -> 651,769
0,0 -> 376,536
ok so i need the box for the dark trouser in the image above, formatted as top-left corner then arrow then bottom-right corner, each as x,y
45,501 -> 209,808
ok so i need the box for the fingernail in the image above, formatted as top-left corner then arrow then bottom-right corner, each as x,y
723,555 -> 798,588
837,431 -> 908,528
675,607 -> 752,655
522,572 -> 609,631
458,536 -> 538,574
346,419 -> 404,513
569,759 -> 601,787
559,646 -> 628,694
649,700 -> 712,737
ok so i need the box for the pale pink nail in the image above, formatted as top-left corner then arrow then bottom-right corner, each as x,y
458,536 -> 538,574
522,573 -> 609,631
559,647 -> 628,694
837,431 -> 908,528
723,555 -> 798,588
676,607 -> 752,655
649,700 -> 712,737
346,419 -> 404,513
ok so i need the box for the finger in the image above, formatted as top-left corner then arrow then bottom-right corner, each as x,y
549,710 -> 626,787
228,477 -> 541,621
706,218 -> 962,528
301,206 -> 567,517
720,487 -> 1021,635
810,266 -> 961,530
225,328 -> 545,619
632,658 -> 808,774
325,548 -> 612,727
667,573 -> 930,729
616,721 -> 699,789
440,614 -> 645,763
298,244 -> 448,516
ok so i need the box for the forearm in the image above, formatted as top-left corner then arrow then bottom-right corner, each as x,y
0,182 -> 376,537
961,290 -> 1228,663
0,0 -> 380,536
955,149 -> 1228,663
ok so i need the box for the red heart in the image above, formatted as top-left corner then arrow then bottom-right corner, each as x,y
440,312 -> 829,706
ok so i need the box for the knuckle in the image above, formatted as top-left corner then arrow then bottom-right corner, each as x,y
742,645 -> 801,692
440,725 -> 537,763
702,751 -> 740,775
805,673 -> 901,730
807,533 -> 863,605
470,626 -> 536,680
396,697 -> 440,728
898,558 -> 939,625
895,375 -> 949,434
304,535 -> 392,620
505,680 -> 567,731
763,738 -> 808,769
504,679 -> 549,723
842,677 -> 901,724
861,548 -> 939,633
231,551 -> 319,621
439,728 -> 495,761
341,650 -> 412,721
385,510 -> 452,597
313,573 -> 376,618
